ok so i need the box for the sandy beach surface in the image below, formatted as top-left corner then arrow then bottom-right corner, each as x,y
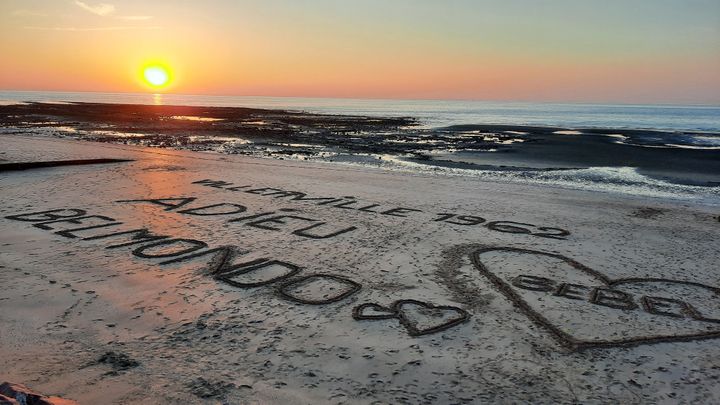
2,135 -> 720,404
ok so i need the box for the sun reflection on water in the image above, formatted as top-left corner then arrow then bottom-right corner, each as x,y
153,93 -> 163,105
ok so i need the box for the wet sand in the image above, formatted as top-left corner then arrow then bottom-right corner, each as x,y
1,135 -> 720,404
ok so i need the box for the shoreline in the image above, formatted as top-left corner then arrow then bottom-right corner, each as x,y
1,102 -> 719,204
3,133 -> 720,209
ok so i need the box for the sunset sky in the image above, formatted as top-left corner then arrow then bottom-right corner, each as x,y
1,0 -> 719,104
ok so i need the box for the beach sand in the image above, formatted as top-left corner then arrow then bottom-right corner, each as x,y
1,135 -> 719,404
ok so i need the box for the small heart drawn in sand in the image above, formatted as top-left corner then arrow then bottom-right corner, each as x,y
353,299 -> 470,336
394,300 -> 471,336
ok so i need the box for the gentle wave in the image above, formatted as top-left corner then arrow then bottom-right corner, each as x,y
334,158 -> 720,204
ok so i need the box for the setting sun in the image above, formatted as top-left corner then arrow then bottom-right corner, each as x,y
142,65 -> 171,89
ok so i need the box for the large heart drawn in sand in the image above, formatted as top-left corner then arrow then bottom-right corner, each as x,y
470,247 -> 720,350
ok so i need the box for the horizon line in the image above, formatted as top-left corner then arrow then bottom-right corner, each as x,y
1,88 -> 719,108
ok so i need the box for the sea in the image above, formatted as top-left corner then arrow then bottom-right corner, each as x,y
2,90 -> 719,204
2,90 -> 720,132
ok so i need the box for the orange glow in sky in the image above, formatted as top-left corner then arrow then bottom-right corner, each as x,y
1,0 -> 719,104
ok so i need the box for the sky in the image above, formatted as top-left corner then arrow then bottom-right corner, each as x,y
1,0 -> 719,104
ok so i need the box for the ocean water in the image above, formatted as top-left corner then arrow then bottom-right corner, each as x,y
1,90 -> 719,132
